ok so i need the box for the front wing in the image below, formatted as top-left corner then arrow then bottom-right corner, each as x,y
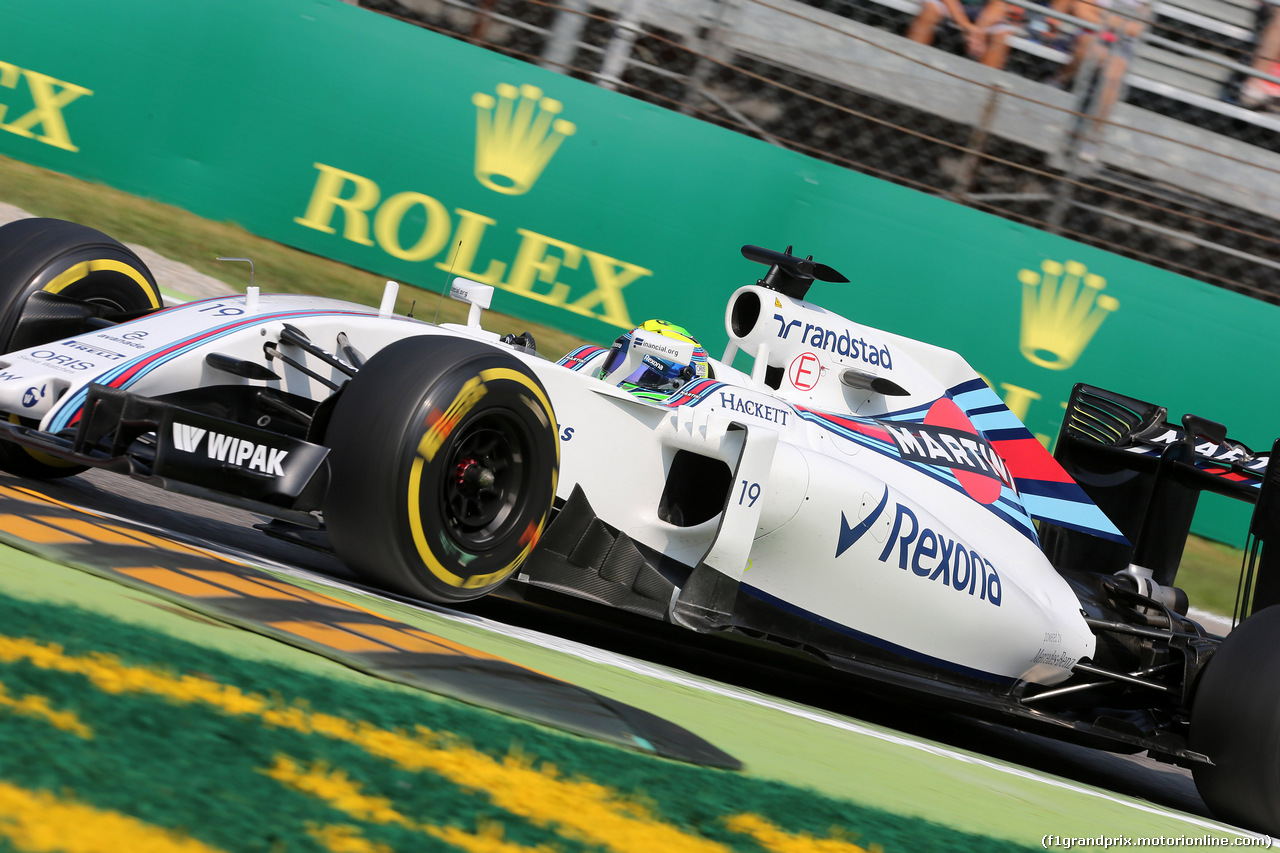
0,384 -> 329,520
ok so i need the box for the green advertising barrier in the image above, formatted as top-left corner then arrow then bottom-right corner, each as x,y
0,0 -> 1271,543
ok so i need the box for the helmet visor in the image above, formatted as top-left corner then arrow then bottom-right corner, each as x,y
622,354 -> 688,392
599,339 -> 630,379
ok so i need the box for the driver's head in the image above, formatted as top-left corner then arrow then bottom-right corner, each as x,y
597,319 -> 709,394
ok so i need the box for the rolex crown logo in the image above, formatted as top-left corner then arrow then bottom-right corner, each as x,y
472,83 -> 576,196
1018,260 -> 1119,370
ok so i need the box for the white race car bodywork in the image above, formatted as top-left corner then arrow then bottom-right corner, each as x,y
542,285 -> 1102,687
0,282 -> 1102,687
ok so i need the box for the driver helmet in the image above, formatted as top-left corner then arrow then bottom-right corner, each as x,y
597,319 -> 709,394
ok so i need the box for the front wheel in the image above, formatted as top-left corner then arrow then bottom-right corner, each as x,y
323,335 -> 559,604
1190,605 -> 1280,834
0,218 -> 163,479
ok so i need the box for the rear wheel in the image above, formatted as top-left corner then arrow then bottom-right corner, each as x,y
324,335 -> 559,604
1190,605 -> 1280,834
0,218 -> 163,478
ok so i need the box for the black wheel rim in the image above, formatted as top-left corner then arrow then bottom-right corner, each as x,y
441,412 -> 529,551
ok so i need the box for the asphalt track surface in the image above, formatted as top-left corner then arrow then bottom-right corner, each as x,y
22,468 -> 1226,830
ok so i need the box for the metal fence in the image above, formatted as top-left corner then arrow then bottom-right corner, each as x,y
360,0 -> 1280,304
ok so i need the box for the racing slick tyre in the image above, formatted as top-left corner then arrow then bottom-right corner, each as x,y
1190,604 -> 1280,834
0,218 -> 163,479
324,335 -> 559,604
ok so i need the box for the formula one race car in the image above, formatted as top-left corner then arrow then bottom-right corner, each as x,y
2,218 -> 1279,834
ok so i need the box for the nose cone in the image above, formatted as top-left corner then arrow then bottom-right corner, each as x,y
0,371 -> 69,420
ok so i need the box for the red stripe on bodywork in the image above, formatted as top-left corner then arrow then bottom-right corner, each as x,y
992,437 -> 1076,484
799,409 -> 893,444
1203,466 -> 1251,482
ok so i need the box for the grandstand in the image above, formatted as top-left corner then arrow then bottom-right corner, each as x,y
359,0 -> 1280,303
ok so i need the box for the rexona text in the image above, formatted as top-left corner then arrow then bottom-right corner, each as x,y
882,502 -> 1002,606
840,491 -> 1002,607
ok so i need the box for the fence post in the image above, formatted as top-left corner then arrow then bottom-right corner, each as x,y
598,0 -> 650,91
951,84 -> 1004,200
542,0 -> 591,71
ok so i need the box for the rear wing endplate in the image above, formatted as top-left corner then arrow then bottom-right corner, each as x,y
1043,384 -> 1280,618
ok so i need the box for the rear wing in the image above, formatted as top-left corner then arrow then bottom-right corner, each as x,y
1063,384 -> 1270,496
1042,384 -> 1280,619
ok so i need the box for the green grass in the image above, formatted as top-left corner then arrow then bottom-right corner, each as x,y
0,154 -> 591,357
1179,535 -> 1246,617
0,555 -> 1047,853
0,152 -> 1248,618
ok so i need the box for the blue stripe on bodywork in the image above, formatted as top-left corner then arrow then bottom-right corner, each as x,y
47,308 -> 375,432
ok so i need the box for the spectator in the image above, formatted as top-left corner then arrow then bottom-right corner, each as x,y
1240,0 -> 1280,109
1050,0 -> 1151,158
906,0 -> 1016,69
1022,0 -> 1078,54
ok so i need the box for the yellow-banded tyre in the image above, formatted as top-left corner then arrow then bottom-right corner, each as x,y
324,335 -> 559,604
0,218 -> 163,478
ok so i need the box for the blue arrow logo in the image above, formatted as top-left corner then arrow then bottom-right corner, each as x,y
836,487 -> 889,558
